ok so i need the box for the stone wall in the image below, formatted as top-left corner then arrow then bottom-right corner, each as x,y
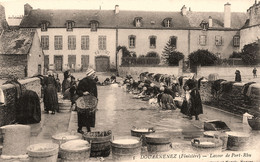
0,54 -> 27,79
200,80 -> 260,115
0,77 -> 41,126
118,66 -> 180,79
197,66 -> 260,81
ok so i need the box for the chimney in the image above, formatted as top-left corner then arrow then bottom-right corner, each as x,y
224,2 -> 231,28
24,3 -> 33,16
115,5 -> 119,14
208,16 -> 212,27
181,5 -> 187,16
0,4 -> 6,21
0,4 -> 9,30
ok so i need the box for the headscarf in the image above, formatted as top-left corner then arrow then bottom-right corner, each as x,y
47,70 -> 53,76
86,68 -> 95,76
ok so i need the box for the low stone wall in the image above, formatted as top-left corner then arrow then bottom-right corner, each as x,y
200,80 -> 260,115
118,66 -> 180,79
197,66 -> 259,81
0,77 -> 41,126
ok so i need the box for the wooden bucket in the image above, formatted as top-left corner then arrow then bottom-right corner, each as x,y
58,99 -> 71,113
52,132 -> 82,157
111,137 -> 141,161
131,127 -> 155,146
27,143 -> 59,162
83,130 -> 112,157
145,133 -> 172,153
226,131 -> 249,151
1,124 -> 30,156
60,140 -> 90,162
191,137 -> 222,152
203,131 -> 228,150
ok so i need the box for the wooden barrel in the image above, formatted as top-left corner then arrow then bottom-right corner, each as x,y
145,133 -> 171,153
60,140 -> 90,162
83,130 -> 112,157
226,131 -> 249,151
27,143 -> 59,162
111,137 -> 141,161
191,137 -> 222,152
203,131 -> 228,150
58,99 -> 71,113
131,127 -> 155,146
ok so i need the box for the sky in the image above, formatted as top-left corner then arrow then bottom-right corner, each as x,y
0,0 -> 257,17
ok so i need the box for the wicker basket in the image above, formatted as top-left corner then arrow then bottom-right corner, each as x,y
76,95 -> 98,110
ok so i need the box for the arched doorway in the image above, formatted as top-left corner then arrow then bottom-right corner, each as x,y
95,56 -> 110,72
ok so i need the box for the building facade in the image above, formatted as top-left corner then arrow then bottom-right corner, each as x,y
18,2 -> 256,72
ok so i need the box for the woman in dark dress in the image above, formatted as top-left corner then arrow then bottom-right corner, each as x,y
62,70 -> 71,94
235,69 -> 242,82
182,75 -> 203,120
44,71 -> 59,114
76,68 -> 98,134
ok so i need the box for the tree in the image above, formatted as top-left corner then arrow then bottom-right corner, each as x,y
188,49 -> 219,66
117,46 -> 131,57
241,41 -> 260,65
161,40 -> 184,66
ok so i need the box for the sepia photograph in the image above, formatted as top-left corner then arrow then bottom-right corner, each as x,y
0,0 -> 259,161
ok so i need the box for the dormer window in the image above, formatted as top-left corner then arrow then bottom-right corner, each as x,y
66,21 -> 75,31
90,20 -> 99,32
200,20 -> 209,31
134,17 -> 142,27
163,18 -> 172,28
40,21 -> 50,31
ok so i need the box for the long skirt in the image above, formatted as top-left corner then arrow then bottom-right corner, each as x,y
77,108 -> 96,128
44,84 -> 59,112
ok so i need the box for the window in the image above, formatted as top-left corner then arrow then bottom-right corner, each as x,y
134,17 -> 142,27
215,35 -> 222,46
170,36 -> 177,48
40,21 -> 49,31
200,20 -> 209,31
233,36 -> 240,47
66,21 -> 75,31
54,36 -> 63,50
41,23 -> 47,31
81,36 -> 89,50
90,20 -> 99,32
98,36 -> 106,50
68,35 -> 76,50
129,35 -> 136,48
166,20 -> 171,27
163,18 -> 172,27
149,36 -> 156,48
199,35 -> 207,46
41,36 -> 49,50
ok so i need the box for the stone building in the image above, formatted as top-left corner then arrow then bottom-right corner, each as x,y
240,1 -> 260,49
0,29 -> 44,79
18,2 -> 254,72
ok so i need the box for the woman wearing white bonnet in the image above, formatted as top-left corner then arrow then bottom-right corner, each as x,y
75,68 -> 98,134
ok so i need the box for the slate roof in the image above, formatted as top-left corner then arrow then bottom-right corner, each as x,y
0,29 -> 35,54
20,9 -> 247,29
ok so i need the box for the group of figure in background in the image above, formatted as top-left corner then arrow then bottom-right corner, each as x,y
122,72 -> 203,120
235,67 -> 258,82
